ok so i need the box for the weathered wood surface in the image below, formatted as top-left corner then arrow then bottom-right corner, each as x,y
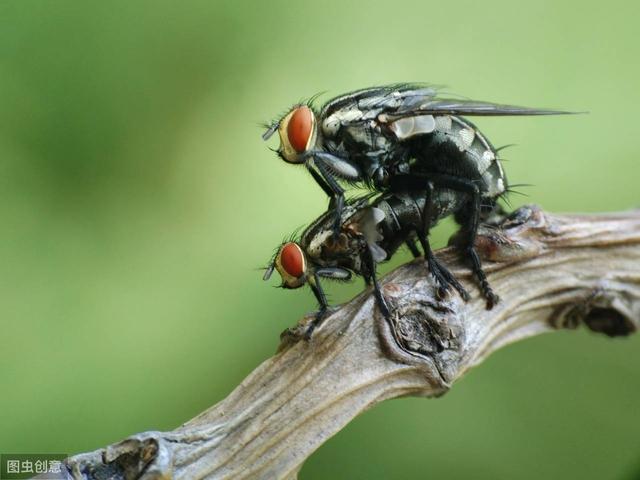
54,206 -> 640,480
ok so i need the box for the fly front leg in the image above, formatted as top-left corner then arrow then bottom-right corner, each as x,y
307,161 -> 344,237
305,152 -> 361,237
306,166 -> 336,200
305,273 -> 331,340
303,267 -> 352,340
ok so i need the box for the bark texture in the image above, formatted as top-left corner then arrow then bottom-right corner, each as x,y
53,206 -> 640,480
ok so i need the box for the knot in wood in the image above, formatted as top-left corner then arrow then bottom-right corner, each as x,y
379,279 -> 466,387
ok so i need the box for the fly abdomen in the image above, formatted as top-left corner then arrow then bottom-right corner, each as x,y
412,115 -> 506,198
374,189 -> 465,258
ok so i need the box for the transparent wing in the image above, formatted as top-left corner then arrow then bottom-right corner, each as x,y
320,83 -> 576,137
393,98 -> 576,117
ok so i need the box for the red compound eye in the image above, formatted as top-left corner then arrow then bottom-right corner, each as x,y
287,106 -> 313,153
280,242 -> 305,278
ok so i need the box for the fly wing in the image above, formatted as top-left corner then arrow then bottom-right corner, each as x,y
391,98 -> 576,117
320,83 -> 575,141
347,206 -> 388,262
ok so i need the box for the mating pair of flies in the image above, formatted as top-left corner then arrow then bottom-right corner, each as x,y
261,84 -> 571,338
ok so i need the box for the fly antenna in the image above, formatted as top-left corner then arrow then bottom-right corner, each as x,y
262,122 -> 279,141
263,263 -> 275,281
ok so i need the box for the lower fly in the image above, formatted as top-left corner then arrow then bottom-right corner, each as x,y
264,187 -> 500,338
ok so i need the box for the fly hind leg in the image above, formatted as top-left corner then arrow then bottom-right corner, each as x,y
405,238 -> 421,258
390,173 -> 498,309
445,180 -> 499,309
416,230 -> 469,301
417,181 -> 469,301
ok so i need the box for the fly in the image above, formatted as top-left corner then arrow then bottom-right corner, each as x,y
264,187 -> 495,339
262,83 -> 574,308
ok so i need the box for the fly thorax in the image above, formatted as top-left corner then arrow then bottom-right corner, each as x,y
306,229 -> 333,260
322,108 -> 363,137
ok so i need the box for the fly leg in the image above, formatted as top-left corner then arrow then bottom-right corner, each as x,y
405,238 -> 421,258
305,273 -> 331,340
305,152 -> 361,238
429,175 -> 499,309
360,246 -> 391,319
307,166 -> 337,200
309,161 -> 345,237
417,181 -> 470,301
390,173 -> 498,309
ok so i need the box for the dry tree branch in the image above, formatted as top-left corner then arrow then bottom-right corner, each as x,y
52,205 -> 640,480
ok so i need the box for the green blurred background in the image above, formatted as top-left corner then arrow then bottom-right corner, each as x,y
1,0 -> 639,478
